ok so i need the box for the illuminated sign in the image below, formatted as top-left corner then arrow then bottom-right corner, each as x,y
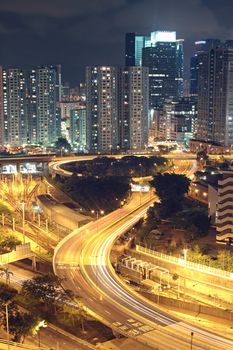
131,183 -> 150,192
151,31 -> 176,45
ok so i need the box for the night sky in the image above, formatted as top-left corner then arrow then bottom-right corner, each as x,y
0,0 -> 232,86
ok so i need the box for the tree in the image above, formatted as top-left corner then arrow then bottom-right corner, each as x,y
0,236 -> 21,254
196,149 -> 209,166
150,173 -> 190,217
54,137 -> 71,153
9,312 -> 39,343
0,283 -> 17,303
22,274 -> 72,311
0,267 -> 13,285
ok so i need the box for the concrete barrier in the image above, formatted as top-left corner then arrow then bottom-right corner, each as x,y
140,291 -> 233,321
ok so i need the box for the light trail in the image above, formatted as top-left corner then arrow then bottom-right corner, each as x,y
53,157 -> 233,349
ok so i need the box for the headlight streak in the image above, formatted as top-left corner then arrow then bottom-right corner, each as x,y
53,171 -> 233,350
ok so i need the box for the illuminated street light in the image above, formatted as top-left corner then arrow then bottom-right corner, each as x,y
22,201 -> 25,244
33,320 -> 47,347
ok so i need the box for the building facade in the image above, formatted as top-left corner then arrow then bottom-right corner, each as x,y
0,66 -> 4,147
86,66 -> 119,152
216,171 -> 233,244
7,69 -> 27,146
36,66 -> 59,146
197,44 -> 233,146
70,108 -> 87,151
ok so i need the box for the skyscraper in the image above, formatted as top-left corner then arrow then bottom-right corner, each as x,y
7,69 -> 27,146
125,33 -> 151,67
197,43 -> 233,146
119,67 -> 149,149
0,66 -> 4,146
27,69 -> 37,145
36,66 -> 59,146
189,40 -> 221,96
126,31 -> 183,111
86,66 -> 98,151
142,32 -> 180,110
70,108 -> 87,151
125,33 -> 136,67
86,66 -> 119,152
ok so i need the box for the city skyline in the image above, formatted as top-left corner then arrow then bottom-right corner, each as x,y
0,0 -> 232,85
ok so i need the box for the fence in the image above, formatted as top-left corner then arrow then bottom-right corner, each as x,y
0,243 -> 33,264
136,244 -> 233,280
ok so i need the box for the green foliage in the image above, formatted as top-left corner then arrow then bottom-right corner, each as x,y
54,137 -> 72,153
0,267 -> 14,285
196,149 -> 209,164
0,282 -> 17,303
0,203 -> 13,218
22,274 -> 72,306
150,173 -> 190,217
61,156 -> 169,178
172,273 -> 179,281
0,283 -> 37,343
173,201 -> 210,242
61,175 -> 131,213
9,311 -> 39,343
0,235 -> 21,254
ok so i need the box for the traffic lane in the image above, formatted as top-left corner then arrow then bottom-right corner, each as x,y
39,326 -> 96,350
54,252 -> 233,350
76,227 -> 233,350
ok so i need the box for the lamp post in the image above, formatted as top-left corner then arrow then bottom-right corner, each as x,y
22,201 -> 25,244
91,210 -> 104,234
5,302 -> 10,350
190,331 -> 194,350
183,248 -> 187,300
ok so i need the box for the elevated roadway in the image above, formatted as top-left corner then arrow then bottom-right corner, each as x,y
53,192 -> 233,350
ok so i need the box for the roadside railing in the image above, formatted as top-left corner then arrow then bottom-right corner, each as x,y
136,244 -> 233,279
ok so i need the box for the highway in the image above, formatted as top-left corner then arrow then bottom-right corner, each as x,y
48,152 -> 197,177
53,189 -> 233,350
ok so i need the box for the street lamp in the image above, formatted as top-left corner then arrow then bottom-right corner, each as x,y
190,331 -> 194,350
91,210 -> 104,235
5,302 -> 10,350
91,210 -> 104,220
33,320 -> 47,347
22,201 -> 25,244
183,248 -> 188,300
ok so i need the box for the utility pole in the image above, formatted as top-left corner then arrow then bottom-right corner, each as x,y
6,302 -> 10,350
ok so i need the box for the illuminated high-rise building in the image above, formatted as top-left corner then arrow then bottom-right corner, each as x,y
27,69 -> 37,145
125,31 -> 183,110
86,66 -> 119,152
70,108 -> 87,151
119,67 -> 149,149
36,66 -> 59,146
6,69 -> 27,146
142,31 -> 182,110
0,66 -> 4,146
197,41 -> 233,146
190,39 -> 220,96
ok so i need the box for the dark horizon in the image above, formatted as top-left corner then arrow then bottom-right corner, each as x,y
0,0 -> 232,86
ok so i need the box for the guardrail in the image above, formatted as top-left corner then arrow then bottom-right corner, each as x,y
0,338 -> 52,350
136,244 -> 233,280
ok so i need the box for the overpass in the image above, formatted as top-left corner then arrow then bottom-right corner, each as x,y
0,151 -> 232,175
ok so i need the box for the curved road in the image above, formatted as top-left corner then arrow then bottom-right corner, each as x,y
53,194 -> 233,350
53,156 -> 233,349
